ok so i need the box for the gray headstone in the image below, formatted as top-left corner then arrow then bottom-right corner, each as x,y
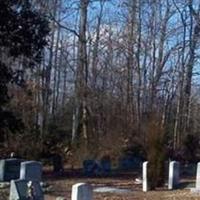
9,179 -> 44,200
142,161 -> 148,192
20,161 -> 42,181
168,161 -> 180,190
71,183 -> 92,200
83,160 -> 101,176
0,159 -> 23,182
100,159 -> 111,174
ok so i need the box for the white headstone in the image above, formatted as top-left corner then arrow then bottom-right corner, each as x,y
142,161 -> 148,192
196,162 -> 200,189
20,161 -> 42,181
9,179 -> 44,200
168,161 -> 180,190
191,162 -> 200,193
71,183 -> 92,200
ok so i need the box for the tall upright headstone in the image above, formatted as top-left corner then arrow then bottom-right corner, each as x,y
191,162 -> 200,193
20,161 -> 42,182
142,161 -> 148,192
196,162 -> 200,190
9,179 -> 44,200
71,183 -> 92,200
168,161 -> 180,190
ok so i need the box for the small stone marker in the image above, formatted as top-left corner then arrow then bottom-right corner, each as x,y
71,183 -> 92,200
0,159 -> 23,181
142,161 -> 148,192
168,161 -> 180,190
20,161 -> 42,181
9,179 -> 44,200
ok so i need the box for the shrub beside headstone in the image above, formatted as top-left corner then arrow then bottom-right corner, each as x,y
147,118 -> 165,189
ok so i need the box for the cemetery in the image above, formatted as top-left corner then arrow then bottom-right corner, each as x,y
0,156 -> 199,199
2,0 -> 200,200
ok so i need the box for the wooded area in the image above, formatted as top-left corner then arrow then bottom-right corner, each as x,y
1,0 -> 200,165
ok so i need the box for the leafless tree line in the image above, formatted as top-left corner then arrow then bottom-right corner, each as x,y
9,0 -> 200,159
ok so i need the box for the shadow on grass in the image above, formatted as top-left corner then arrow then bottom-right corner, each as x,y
178,181 -> 195,189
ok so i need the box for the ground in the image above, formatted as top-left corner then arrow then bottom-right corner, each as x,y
0,169 -> 199,199
42,169 -> 200,200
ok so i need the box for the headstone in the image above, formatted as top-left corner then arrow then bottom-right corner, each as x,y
168,161 -> 180,190
9,179 -> 44,200
20,161 -> 42,182
142,161 -> 148,192
100,159 -> 111,174
191,162 -> 200,193
52,154 -> 64,175
118,156 -> 142,170
0,159 -> 23,181
196,162 -> 200,189
71,183 -> 92,200
83,160 -> 100,176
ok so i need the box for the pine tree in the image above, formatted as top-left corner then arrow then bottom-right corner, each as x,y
0,0 -> 49,141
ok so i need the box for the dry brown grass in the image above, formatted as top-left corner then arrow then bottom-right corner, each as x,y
42,172 -> 199,200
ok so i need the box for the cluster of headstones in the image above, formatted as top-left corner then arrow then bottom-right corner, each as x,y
143,161 -> 180,192
0,158 -> 43,199
143,161 -> 200,192
83,159 -> 111,176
